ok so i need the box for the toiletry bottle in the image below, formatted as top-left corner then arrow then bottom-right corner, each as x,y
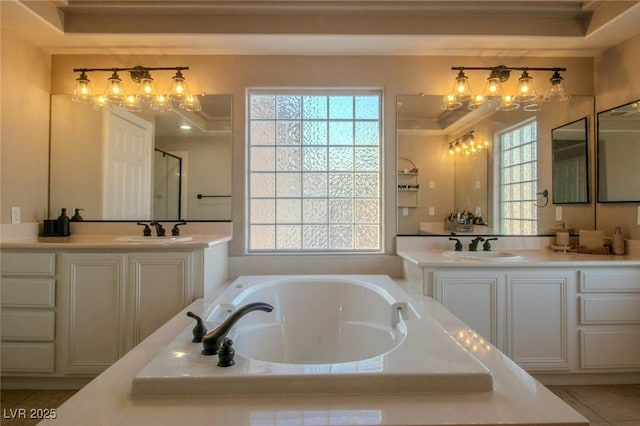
57,208 -> 71,236
70,208 -> 84,222
612,226 -> 625,255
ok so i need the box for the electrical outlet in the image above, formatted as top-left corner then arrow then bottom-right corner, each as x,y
429,180 -> 435,189
11,206 -> 21,224
475,180 -> 481,189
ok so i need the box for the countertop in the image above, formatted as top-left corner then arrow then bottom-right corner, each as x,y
0,234 -> 232,250
41,296 -> 587,426
398,248 -> 640,267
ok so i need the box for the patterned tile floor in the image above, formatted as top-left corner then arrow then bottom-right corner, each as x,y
0,385 -> 639,425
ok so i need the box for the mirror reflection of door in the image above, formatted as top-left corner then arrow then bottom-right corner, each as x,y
103,110 -> 153,220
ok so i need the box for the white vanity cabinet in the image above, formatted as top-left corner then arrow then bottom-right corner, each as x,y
431,268 -> 573,372
433,270 -> 505,349
1,252 -> 57,373
505,270 -> 573,371
578,267 -> 640,371
58,251 -> 196,375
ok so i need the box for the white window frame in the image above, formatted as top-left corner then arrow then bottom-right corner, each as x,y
246,88 -> 384,254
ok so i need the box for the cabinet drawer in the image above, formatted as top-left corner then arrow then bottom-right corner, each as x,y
1,252 -> 55,276
580,329 -> 640,369
1,342 -> 55,373
1,310 -> 55,340
581,295 -> 640,324
580,269 -> 640,292
1,278 -> 55,308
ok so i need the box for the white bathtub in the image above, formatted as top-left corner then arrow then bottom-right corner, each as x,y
132,275 -> 493,397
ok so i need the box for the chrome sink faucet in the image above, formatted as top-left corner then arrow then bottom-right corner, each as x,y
201,302 -> 273,355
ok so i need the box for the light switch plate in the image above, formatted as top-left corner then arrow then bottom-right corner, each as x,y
11,206 -> 21,224
555,206 -> 563,221
429,207 -> 435,216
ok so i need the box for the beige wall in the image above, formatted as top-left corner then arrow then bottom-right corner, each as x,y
1,28 -> 51,225
595,32 -> 640,240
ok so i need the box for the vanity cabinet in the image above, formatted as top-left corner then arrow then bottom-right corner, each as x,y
432,268 -> 572,371
0,252 -> 57,373
578,267 -> 640,371
58,251 -> 195,375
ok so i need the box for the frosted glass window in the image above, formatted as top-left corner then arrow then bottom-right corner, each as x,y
499,119 -> 537,235
248,89 -> 382,252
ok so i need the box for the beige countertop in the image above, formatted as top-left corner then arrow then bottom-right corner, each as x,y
0,233 -> 231,250
398,248 -> 640,267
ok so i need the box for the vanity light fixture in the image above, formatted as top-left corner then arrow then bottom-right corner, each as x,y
446,66 -> 567,112
448,130 -> 489,157
71,66 -> 201,112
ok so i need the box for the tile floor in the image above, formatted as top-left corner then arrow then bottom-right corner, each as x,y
0,385 -> 639,425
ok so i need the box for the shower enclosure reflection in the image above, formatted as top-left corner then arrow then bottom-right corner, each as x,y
154,149 -> 182,220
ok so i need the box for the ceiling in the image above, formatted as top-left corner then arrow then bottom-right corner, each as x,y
3,0 -> 640,56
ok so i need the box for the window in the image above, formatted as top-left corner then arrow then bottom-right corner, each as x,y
498,119 -> 537,235
247,89 -> 382,252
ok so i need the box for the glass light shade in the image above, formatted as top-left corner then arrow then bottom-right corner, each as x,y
136,75 -> 157,104
514,70 -> 538,103
93,94 -> 109,111
544,71 -> 569,102
468,94 -> 485,110
150,94 -> 173,112
481,76 -> 504,109
496,94 -> 520,111
180,93 -> 202,112
441,94 -> 462,111
122,94 -> 142,112
168,70 -> 189,101
72,72 -> 94,103
104,71 -> 125,103
450,70 -> 473,103
523,96 -> 546,112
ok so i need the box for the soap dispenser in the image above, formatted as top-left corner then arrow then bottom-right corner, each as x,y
70,208 -> 84,222
57,208 -> 71,236
612,226 -> 625,255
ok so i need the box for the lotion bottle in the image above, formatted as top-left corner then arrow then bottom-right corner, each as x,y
612,226 -> 625,255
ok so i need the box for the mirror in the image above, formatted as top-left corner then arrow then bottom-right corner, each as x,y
597,100 -> 640,202
552,117 -> 590,204
49,94 -> 232,221
397,95 -> 595,235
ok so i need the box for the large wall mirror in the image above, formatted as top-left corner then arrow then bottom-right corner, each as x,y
597,99 -> 640,202
397,94 -> 595,236
552,117 -> 590,204
49,94 -> 232,221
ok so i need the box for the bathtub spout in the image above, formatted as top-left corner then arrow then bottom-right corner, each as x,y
201,302 -> 273,356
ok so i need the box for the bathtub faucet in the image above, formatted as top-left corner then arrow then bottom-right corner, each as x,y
201,302 -> 273,356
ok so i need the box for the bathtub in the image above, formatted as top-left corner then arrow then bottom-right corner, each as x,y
132,275 -> 493,397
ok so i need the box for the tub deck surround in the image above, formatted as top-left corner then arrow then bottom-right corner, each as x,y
131,275 -> 493,397
42,290 -> 587,425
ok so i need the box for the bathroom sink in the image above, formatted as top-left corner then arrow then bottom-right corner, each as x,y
443,250 -> 523,261
115,236 -> 193,243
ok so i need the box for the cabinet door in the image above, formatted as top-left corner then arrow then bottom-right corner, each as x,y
128,252 -> 193,345
62,253 -> 127,374
434,270 -> 504,349
507,272 -> 569,371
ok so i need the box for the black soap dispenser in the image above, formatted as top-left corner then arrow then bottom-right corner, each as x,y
57,208 -> 71,236
70,208 -> 84,222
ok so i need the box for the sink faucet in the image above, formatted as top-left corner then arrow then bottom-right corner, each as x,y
149,221 -> 166,236
201,302 -> 273,355
171,221 -> 187,236
448,237 -> 463,251
468,236 -> 484,251
483,237 -> 498,251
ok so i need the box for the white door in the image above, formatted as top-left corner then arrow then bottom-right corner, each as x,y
103,109 -> 153,220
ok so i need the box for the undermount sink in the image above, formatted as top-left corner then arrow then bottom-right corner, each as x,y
443,250 -> 523,261
115,236 -> 193,243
